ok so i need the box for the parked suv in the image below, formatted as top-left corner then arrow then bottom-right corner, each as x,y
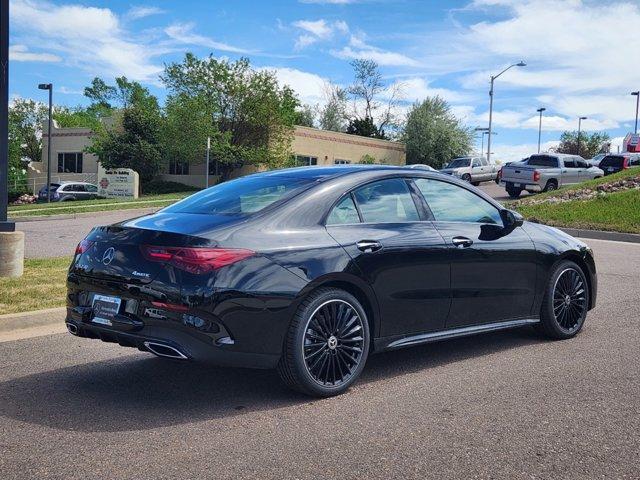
439,156 -> 499,185
38,181 -> 101,202
598,153 -> 640,175
500,153 -> 604,198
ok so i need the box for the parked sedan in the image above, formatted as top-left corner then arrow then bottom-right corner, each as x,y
38,181 -> 100,202
66,166 -> 597,397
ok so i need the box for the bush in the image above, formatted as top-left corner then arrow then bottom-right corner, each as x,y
143,180 -> 199,195
8,186 -> 30,203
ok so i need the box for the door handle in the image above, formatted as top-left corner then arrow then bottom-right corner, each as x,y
452,236 -> 473,248
356,240 -> 382,253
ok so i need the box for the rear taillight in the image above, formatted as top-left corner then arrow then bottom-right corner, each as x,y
141,246 -> 255,275
533,170 -> 541,182
623,158 -> 629,169
497,167 -> 503,180
75,239 -> 94,255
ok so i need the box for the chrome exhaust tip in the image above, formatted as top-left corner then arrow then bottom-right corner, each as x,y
66,323 -> 79,335
143,341 -> 188,360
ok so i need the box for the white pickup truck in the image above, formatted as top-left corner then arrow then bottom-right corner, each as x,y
499,153 -> 604,198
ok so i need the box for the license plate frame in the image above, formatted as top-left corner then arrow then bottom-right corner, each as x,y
91,294 -> 122,327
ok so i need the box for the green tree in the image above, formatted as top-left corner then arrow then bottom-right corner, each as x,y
346,116 -> 384,139
89,82 -> 163,189
358,153 -> 377,164
161,54 -> 300,179
294,104 -> 315,127
8,98 -> 48,164
555,131 -> 611,158
402,96 -> 473,168
319,83 -> 348,132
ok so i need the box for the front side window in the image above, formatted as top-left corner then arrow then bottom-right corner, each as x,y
414,178 -> 502,225
480,158 -> 489,166
352,179 -> 419,223
472,159 -> 481,167
326,195 -> 360,225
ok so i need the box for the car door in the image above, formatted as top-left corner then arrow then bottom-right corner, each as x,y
325,178 -> 451,338
561,158 -> 581,185
479,158 -> 491,181
471,158 -> 483,182
413,177 -> 537,328
575,157 -> 593,181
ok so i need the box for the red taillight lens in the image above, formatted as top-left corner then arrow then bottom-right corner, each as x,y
75,239 -> 94,255
623,158 -> 629,169
533,170 -> 540,182
497,167 -> 503,180
141,246 -> 255,274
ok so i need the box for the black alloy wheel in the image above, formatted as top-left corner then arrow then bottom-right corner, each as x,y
537,260 -> 589,339
462,173 -> 472,183
278,288 -> 370,397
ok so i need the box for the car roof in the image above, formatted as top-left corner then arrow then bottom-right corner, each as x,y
59,181 -> 95,185
250,165 -> 408,181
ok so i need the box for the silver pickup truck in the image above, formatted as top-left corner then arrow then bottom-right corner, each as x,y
439,156 -> 499,185
500,153 -> 604,198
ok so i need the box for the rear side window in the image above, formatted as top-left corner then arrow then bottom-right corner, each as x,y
600,156 -> 625,168
527,156 -> 558,168
163,175 -> 315,216
563,158 -> 577,168
326,195 -> 360,225
353,179 -> 419,223
414,178 -> 502,225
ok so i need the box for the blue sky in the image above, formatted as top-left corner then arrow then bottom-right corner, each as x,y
8,0 -> 640,160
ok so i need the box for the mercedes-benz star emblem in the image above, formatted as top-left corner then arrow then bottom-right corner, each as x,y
102,247 -> 116,266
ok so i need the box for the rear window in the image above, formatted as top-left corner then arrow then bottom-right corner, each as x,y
162,175 -> 315,216
599,156 -> 625,168
527,156 -> 558,168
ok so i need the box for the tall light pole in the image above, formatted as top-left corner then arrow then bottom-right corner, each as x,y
0,0 -> 14,232
632,91 -> 639,134
474,127 -> 489,157
487,61 -> 526,164
536,107 -> 546,153
38,83 -> 53,202
577,116 -> 587,156
205,136 -> 210,189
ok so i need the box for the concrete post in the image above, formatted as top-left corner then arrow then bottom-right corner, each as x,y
0,231 -> 25,277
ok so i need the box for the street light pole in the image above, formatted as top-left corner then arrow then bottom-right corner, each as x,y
38,83 -> 53,202
577,116 -> 587,156
487,61 -> 526,164
632,91 -> 639,134
536,107 -> 546,153
0,0 -> 15,232
205,136 -> 210,189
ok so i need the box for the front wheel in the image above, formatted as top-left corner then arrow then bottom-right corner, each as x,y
506,186 -> 522,198
536,260 -> 589,340
277,288 -> 370,397
461,174 -> 472,183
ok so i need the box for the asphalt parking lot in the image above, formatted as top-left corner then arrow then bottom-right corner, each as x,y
16,182 -> 515,258
1,238 -> 638,479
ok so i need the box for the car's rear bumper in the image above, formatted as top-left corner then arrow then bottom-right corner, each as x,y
65,307 -> 280,369
500,181 -> 542,192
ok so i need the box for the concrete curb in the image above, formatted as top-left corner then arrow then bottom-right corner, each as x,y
560,228 -> 640,244
11,207 -> 160,223
0,307 -> 66,333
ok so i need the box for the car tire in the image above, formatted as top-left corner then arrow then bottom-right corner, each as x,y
471,181 -> 480,186
462,174 -> 472,183
506,187 -> 522,199
535,260 -> 589,340
277,287 -> 370,397
543,180 -> 558,192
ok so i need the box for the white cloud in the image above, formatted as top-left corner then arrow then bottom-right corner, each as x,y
491,140 -> 561,163
11,0 -> 163,81
266,67 -> 328,105
58,86 -> 83,95
332,33 -> 420,67
291,19 -> 350,50
164,23 -> 253,54
127,5 -> 165,20
9,44 -> 61,62
392,77 -> 468,103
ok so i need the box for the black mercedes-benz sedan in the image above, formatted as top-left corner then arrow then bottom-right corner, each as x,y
66,166 -> 597,397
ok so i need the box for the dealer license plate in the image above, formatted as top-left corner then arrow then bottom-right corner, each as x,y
91,294 -> 122,326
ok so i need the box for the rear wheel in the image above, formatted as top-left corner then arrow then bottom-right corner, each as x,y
536,260 -> 589,340
277,288 -> 370,397
543,179 -> 558,192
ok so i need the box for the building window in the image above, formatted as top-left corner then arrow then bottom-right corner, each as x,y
57,153 -> 83,173
335,159 -> 351,165
169,160 -> 190,175
294,155 -> 318,166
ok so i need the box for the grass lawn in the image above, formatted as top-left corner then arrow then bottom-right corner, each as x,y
515,188 -> 640,234
8,192 -> 191,218
0,257 -> 72,315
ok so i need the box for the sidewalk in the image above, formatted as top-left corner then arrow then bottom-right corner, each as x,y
0,307 -> 67,342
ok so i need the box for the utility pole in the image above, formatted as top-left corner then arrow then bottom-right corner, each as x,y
577,116 -> 587,156
38,83 -> 53,201
205,136 -> 210,189
536,107 -> 546,153
632,91 -> 639,134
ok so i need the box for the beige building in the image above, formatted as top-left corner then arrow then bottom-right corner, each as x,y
29,123 -> 406,192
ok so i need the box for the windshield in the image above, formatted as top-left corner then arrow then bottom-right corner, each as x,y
446,158 -> 471,168
162,174 -> 316,216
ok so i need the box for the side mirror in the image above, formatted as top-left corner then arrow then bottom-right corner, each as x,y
500,209 -> 524,230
